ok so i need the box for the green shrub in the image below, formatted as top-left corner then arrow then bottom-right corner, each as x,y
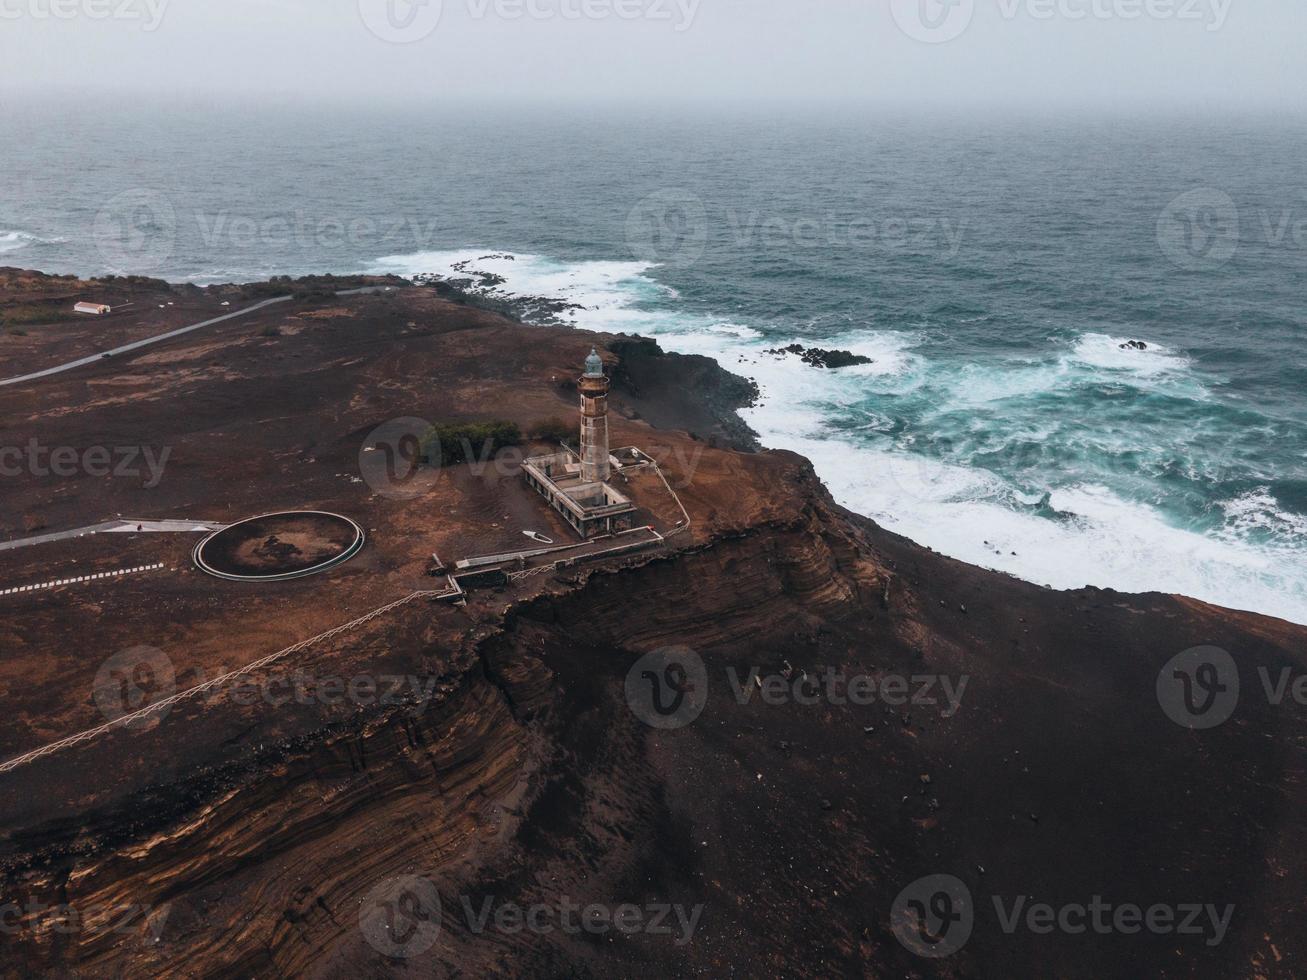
529,417 -> 574,444
422,420 -> 522,467
2,304 -> 65,326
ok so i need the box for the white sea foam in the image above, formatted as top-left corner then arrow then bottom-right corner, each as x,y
1218,488 -> 1307,542
1070,332 -> 1192,376
369,248 -> 660,332
0,230 -> 40,253
811,450 -> 1306,623
367,248 -> 1307,625
178,268 -> 281,285
936,359 -> 1072,406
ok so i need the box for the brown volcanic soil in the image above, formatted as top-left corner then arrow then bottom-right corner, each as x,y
0,274 -> 1304,979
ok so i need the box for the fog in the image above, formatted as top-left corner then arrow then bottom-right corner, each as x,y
0,0 -> 1302,113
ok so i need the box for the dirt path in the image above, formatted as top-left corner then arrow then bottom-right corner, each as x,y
0,286 -> 392,387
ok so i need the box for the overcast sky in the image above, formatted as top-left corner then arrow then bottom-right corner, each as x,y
0,0 -> 1303,112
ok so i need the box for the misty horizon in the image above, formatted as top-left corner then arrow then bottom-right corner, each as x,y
0,0 -> 1302,114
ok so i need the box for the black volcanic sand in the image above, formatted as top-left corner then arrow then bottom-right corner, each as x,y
197,513 -> 359,578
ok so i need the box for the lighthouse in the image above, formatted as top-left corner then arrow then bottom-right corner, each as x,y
578,348 -> 611,483
522,347 -> 639,538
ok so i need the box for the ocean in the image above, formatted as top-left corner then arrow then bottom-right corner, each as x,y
3,102 -> 1304,624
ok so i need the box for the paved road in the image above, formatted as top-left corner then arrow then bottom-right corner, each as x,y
0,519 -> 224,552
0,286 -> 393,388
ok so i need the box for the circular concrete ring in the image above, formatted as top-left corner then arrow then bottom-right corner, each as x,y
193,511 -> 365,583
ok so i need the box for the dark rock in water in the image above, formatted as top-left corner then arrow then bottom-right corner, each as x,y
448,260 -> 507,289
813,349 -> 874,369
411,271 -> 585,326
1119,340 -> 1148,351
765,343 -> 873,369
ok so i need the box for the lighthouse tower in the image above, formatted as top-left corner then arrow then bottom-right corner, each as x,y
578,348 -> 611,483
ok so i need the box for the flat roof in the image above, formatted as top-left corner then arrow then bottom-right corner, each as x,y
524,452 -> 635,522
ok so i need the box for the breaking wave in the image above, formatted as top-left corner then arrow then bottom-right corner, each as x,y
0,230 -> 41,254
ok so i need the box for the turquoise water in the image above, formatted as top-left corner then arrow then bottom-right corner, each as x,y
4,103 -> 1304,622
